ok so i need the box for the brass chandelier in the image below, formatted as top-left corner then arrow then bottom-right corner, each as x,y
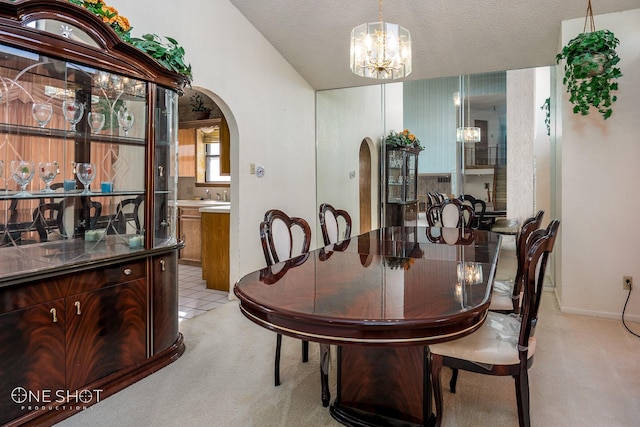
350,0 -> 412,79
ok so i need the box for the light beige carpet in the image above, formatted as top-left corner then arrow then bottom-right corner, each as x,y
56,293 -> 640,427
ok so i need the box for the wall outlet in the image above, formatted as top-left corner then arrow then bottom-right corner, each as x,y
623,276 -> 633,290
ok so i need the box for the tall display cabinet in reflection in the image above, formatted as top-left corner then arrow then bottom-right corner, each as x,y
0,2 -> 187,425
385,145 -> 419,226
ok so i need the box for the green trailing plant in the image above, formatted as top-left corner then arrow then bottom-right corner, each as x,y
129,34 -> 193,81
67,0 -> 192,82
555,3 -> 622,120
541,97 -> 550,136
189,93 -> 211,114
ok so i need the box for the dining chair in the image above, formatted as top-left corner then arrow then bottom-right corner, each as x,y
33,202 -> 65,242
430,219 -> 560,427
260,209 -> 331,405
427,198 -> 475,228
114,196 -> 144,234
458,194 -> 487,229
318,203 -> 352,246
489,210 -> 544,313
425,226 -> 475,246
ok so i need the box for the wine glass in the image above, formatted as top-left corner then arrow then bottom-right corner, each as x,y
32,102 -> 53,128
62,100 -> 85,132
88,112 -> 105,134
11,160 -> 35,197
75,162 -> 96,195
117,109 -> 135,137
38,161 -> 59,193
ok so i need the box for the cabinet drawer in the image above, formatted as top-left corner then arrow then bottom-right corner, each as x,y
102,261 -> 146,285
67,261 -> 146,296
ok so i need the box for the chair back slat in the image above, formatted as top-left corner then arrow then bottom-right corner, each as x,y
459,194 -> 487,228
519,220 -> 560,347
260,209 -> 311,266
319,203 -> 352,246
32,202 -> 65,242
509,210 -> 545,312
427,199 -> 475,228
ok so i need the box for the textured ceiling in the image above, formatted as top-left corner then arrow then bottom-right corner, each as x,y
228,0 -> 640,90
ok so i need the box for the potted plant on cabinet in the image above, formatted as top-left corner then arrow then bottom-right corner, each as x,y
555,1 -> 622,120
384,129 -> 424,151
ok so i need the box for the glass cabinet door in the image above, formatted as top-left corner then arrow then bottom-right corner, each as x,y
0,43 -> 163,277
153,86 -> 178,247
387,149 -> 403,203
386,148 -> 419,204
406,153 -> 417,202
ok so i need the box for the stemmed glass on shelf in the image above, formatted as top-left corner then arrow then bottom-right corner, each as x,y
32,102 -> 53,128
75,162 -> 96,195
62,100 -> 85,132
88,112 -> 105,134
117,108 -> 135,137
11,160 -> 36,197
38,161 -> 59,193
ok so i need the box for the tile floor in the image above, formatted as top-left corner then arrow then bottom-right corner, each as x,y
178,264 -> 230,321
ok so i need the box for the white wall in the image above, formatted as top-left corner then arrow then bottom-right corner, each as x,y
534,67 -> 552,228
559,9 -> 640,320
108,0 -> 317,288
316,83 -> 403,243
506,68 -> 536,223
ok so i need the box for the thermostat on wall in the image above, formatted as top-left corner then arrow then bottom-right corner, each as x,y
256,165 -> 265,178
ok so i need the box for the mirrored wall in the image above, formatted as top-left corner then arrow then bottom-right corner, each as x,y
316,66 -> 556,247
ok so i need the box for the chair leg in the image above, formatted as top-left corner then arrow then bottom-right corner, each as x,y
320,366 -> 330,407
302,340 -> 309,362
449,368 -> 459,393
275,333 -> 282,386
430,354 -> 444,427
515,369 -> 531,427
320,344 -> 331,407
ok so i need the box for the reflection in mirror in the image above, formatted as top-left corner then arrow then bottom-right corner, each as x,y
317,66 -> 554,245
27,19 -> 100,47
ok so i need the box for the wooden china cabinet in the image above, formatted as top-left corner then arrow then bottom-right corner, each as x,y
0,2 -> 187,426
384,145 -> 420,226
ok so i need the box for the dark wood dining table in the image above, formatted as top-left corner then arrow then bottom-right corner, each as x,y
234,226 -> 502,427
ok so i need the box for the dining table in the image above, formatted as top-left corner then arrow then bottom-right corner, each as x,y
234,226 -> 502,427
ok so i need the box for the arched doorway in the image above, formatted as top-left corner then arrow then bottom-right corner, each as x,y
359,140 -> 372,233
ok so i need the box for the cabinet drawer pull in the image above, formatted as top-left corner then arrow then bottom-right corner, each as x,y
123,268 -> 133,276
74,301 -> 81,315
50,308 -> 58,323
160,259 -> 166,272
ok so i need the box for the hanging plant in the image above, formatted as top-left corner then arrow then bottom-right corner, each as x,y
540,97 -> 550,136
555,1 -> 622,120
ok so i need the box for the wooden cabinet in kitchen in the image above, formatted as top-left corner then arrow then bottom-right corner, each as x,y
178,206 -> 203,265
201,208 -> 230,291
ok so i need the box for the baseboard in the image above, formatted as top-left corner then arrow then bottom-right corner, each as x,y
560,305 -> 640,323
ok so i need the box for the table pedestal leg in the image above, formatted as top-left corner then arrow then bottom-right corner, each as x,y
330,345 -> 432,427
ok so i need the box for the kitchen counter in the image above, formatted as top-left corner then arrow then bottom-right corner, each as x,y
200,205 -> 231,213
176,199 -> 230,208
